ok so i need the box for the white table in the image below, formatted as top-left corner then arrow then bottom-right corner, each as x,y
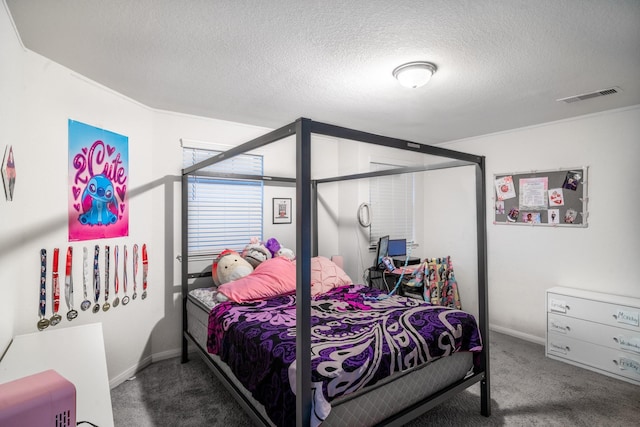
0,323 -> 114,426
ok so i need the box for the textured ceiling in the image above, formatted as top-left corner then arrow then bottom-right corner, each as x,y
5,0 -> 640,145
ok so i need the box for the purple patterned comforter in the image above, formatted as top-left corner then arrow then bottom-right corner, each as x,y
207,285 -> 482,426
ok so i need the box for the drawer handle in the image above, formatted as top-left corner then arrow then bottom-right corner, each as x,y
565,326 -> 571,332
613,314 -> 617,320
565,304 -> 570,311
565,346 -> 570,352
613,337 -> 619,343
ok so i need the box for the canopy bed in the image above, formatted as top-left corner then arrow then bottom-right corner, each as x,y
181,118 -> 490,426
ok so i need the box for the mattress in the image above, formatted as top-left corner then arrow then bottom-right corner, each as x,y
186,289 -> 474,426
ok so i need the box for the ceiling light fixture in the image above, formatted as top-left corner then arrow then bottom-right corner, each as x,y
392,61 -> 437,89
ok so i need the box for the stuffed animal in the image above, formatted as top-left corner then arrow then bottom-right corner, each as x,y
264,237 -> 281,258
241,237 -> 272,268
212,250 -> 254,286
276,247 -> 295,260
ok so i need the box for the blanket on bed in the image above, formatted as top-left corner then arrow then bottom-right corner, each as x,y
207,284 -> 482,426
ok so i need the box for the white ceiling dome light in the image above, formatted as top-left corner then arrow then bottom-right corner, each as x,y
392,61 -> 438,89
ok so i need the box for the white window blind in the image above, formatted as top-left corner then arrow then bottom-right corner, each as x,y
183,148 -> 263,257
369,162 -> 415,246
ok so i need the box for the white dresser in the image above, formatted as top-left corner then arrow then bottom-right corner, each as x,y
546,287 -> 640,386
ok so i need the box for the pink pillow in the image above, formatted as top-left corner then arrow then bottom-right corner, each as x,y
217,256 -> 296,302
309,256 -> 353,296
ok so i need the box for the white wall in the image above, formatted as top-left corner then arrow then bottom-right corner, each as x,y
439,105 -> 640,342
1,46 -> 159,384
0,0 -> 23,354
418,165 -> 481,320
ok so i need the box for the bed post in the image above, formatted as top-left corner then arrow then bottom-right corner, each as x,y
476,158 -> 491,416
295,118 -> 313,426
181,173 -> 189,363
311,180 -> 318,257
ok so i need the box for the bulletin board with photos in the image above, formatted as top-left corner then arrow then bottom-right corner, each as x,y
493,167 -> 588,227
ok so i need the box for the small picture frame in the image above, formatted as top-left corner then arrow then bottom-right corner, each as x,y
273,198 -> 292,224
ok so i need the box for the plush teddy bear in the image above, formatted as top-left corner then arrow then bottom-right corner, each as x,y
241,237 -> 272,268
212,249 -> 254,286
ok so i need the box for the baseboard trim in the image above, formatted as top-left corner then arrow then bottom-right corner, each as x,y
151,348 -> 183,363
489,324 -> 545,345
109,355 -> 152,389
109,347 -> 199,389
109,348 -> 185,389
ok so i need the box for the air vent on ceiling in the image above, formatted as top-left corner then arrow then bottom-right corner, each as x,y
557,87 -> 621,103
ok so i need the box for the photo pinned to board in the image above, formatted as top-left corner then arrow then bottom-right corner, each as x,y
522,212 -> 541,224
564,209 -> 578,224
494,175 -> 516,200
507,207 -> 519,222
548,188 -> 564,206
548,209 -> 560,224
562,170 -> 582,191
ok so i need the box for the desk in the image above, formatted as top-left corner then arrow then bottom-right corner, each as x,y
367,267 -> 424,300
368,267 -> 401,291
0,323 -> 114,426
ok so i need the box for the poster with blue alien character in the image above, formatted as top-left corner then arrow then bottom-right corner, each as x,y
68,120 -> 129,241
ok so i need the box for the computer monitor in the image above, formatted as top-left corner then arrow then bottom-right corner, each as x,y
375,235 -> 389,267
387,238 -> 406,257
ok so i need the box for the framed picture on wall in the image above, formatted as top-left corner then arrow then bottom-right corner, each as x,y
273,198 -> 292,224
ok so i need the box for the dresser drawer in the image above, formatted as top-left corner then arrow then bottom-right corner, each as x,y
547,292 -> 640,332
547,334 -> 640,384
548,313 -> 640,354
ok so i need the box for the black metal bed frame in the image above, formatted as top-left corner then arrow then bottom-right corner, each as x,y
181,117 -> 490,426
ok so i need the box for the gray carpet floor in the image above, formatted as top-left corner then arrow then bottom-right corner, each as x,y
111,331 -> 640,426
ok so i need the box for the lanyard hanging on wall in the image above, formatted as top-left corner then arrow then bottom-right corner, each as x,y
65,246 -> 78,321
92,245 -> 101,313
113,245 -> 120,307
132,244 -> 139,300
37,249 -> 50,331
142,244 -> 148,300
81,247 -> 91,311
103,245 -> 111,312
122,245 -> 130,305
50,248 -> 62,326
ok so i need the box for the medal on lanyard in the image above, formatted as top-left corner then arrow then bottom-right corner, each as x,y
122,245 -> 130,305
102,245 -> 111,312
81,247 -> 92,311
142,244 -> 148,300
37,249 -> 50,331
50,248 -> 62,326
113,245 -> 120,307
65,246 -> 78,321
92,245 -> 101,313
132,244 -> 139,300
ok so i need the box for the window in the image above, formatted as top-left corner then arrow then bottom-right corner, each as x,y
369,162 -> 414,247
183,147 -> 263,258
